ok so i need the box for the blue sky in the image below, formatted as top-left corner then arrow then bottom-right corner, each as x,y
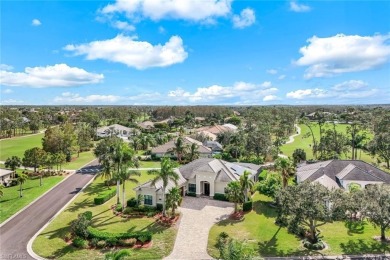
1,0 -> 389,105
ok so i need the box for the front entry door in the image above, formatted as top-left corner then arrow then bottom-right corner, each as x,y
204,182 -> 210,196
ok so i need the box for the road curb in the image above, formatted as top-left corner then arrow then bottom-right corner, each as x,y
0,171 -> 75,228
27,171 -> 96,260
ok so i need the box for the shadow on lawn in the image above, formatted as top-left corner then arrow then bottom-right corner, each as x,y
253,200 -> 278,219
66,198 -> 94,212
340,239 -> 390,255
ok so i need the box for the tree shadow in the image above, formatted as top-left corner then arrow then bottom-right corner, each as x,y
253,200 -> 278,219
339,239 -> 390,255
345,220 -> 366,235
39,225 -> 71,240
138,221 -> 170,234
66,198 -> 94,212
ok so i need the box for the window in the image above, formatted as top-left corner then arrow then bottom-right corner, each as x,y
144,195 -> 153,205
188,183 -> 196,193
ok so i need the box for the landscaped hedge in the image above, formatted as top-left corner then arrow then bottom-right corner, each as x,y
87,227 -> 152,242
94,189 -> 116,205
127,197 -> 137,207
213,193 -> 228,201
243,200 -> 253,212
186,192 -> 196,197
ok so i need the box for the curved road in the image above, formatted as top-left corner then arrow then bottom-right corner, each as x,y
0,161 -> 99,260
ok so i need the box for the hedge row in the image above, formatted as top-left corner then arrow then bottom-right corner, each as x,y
87,226 -> 152,242
213,193 -> 229,201
94,189 -> 116,205
243,200 -> 253,212
186,192 -> 196,197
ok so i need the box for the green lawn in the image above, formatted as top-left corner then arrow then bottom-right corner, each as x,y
280,124 -> 376,164
0,133 -> 44,161
0,175 -> 64,223
208,193 -> 390,257
32,171 -> 177,259
63,151 -> 96,170
139,160 -> 161,168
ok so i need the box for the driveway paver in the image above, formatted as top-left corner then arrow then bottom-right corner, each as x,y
165,197 -> 233,260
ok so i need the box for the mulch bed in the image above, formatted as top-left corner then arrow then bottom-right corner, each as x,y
230,211 -> 244,220
154,213 -> 180,226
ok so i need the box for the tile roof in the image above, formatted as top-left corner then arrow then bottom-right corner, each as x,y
133,169 -> 187,194
151,137 -> 212,154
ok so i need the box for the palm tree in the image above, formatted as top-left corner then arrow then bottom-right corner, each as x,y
119,165 -> 140,211
226,181 -> 244,213
166,187 -> 181,216
105,249 -> 131,260
17,173 -> 28,198
148,158 -> 179,217
140,134 -> 155,150
98,156 -> 113,188
169,136 -> 188,163
275,157 -> 295,188
240,170 -> 254,202
187,143 -> 200,162
0,184 -> 4,198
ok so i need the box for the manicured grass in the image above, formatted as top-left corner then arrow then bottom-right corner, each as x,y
0,133 -> 44,161
280,124 -> 376,164
32,171 -> 177,259
0,175 -> 64,223
63,151 -> 96,170
139,160 -> 161,168
208,193 -> 390,257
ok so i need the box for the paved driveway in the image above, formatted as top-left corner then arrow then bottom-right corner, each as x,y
165,197 -> 233,260
0,160 -> 98,260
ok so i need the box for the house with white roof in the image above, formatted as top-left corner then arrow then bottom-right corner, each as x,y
96,124 -> 139,138
296,160 -> 390,190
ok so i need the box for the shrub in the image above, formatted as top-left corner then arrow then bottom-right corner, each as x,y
123,208 -> 133,214
106,237 -> 118,247
156,203 -> 163,211
89,238 -> 99,247
96,240 -> 106,249
119,238 -> 137,247
82,211 -> 93,221
70,213 -> 91,239
138,234 -> 150,245
214,193 -> 228,201
62,231 -> 72,242
303,239 -> 325,250
127,197 -> 137,207
94,189 -> 116,205
87,227 -> 152,242
73,237 -> 88,248
116,203 -> 122,212
186,192 -> 196,197
243,200 -> 253,212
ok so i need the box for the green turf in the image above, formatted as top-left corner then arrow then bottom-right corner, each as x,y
0,175 -> 64,223
32,170 -> 177,259
208,193 -> 390,257
0,133 -> 44,161
138,160 -> 161,168
63,151 -> 96,170
280,124 -> 376,164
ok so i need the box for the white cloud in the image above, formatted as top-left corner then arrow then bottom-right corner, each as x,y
32,19 -> 41,26
286,88 -> 330,99
64,35 -> 188,69
0,64 -> 104,88
261,81 -> 272,88
263,95 -> 279,101
232,8 -> 255,29
0,64 -> 13,71
113,21 -> 136,31
2,89 -> 13,94
101,0 -> 232,22
278,75 -> 286,80
54,92 -> 121,103
296,34 -> 390,79
0,99 -> 24,104
332,80 -> 368,91
266,69 -> 278,74
290,1 -> 311,12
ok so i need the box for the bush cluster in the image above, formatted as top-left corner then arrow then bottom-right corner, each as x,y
213,193 -> 228,201
127,197 -> 137,207
186,192 -> 196,197
243,200 -> 253,212
70,213 -> 91,239
122,205 -> 157,216
94,189 -> 116,205
303,239 -> 325,250
72,237 -> 88,248
87,226 -> 152,242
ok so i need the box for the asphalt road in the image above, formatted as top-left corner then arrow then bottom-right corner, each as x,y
0,160 -> 99,260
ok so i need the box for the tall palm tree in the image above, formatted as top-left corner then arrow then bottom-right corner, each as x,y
119,165 -> 140,210
275,157 -> 295,188
187,143 -> 200,162
226,181 -> 244,213
240,170 -> 254,202
169,136 -> 188,163
0,184 -> 4,198
148,158 -> 179,217
98,156 -> 113,188
17,173 -> 28,198
166,186 -> 181,216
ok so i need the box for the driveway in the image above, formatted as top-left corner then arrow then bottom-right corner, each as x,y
165,196 -> 233,260
0,160 -> 99,260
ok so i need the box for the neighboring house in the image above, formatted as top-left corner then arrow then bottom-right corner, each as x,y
204,141 -> 223,154
151,136 -> 212,159
296,160 -> 390,190
96,124 -> 139,138
196,124 -> 235,135
222,123 -> 238,131
134,158 -> 260,206
1,168 -> 14,187
198,130 -> 217,141
138,121 -> 155,131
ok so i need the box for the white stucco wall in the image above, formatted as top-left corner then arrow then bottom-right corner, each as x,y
135,187 -> 158,207
215,182 -> 229,194
195,172 -> 216,196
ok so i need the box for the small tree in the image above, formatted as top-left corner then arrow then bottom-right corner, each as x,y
22,147 -> 46,172
364,184 -> 390,241
5,156 -> 22,176
239,170 -> 254,202
118,166 -> 140,211
292,149 -> 306,165
275,182 -> 334,243
166,186 -> 182,216
225,181 -> 243,213
17,173 -> 28,198
274,157 -> 295,188
216,232 -> 255,260
257,172 -> 282,201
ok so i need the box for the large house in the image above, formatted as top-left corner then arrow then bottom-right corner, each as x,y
96,124 -> 139,138
151,137 -> 212,159
296,160 -> 390,190
134,158 -> 260,206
